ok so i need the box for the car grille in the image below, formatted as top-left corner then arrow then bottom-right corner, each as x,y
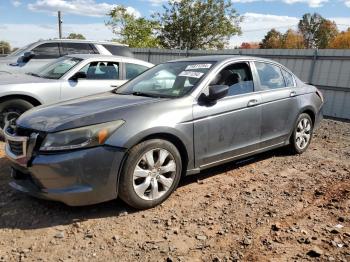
8,140 -> 25,156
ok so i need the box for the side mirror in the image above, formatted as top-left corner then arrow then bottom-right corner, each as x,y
206,85 -> 229,101
21,51 -> 35,63
70,72 -> 87,81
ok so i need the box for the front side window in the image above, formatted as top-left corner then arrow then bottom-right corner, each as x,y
31,43 -> 60,59
211,62 -> 254,96
35,57 -> 82,79
126,63 -> 149,79
79,61 -> 119,80
281,69 -> 296,87
61,43 -> 96,55
116,61 -> 214,98
255,62 -> 286,90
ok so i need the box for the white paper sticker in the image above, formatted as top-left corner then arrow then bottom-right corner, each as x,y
185,64 -> 212,70
179,71 -> 204,78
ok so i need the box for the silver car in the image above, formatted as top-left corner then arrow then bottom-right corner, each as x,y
0,39 -> 133,75
4,55 -> 323,209
0,54 -> 153,131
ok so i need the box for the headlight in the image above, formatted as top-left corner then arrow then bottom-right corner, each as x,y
40,120 -> 125,151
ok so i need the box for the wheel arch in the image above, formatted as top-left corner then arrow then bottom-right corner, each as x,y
137,132 -> 189,175
287,106 -> 316,142
0,94 -> 42,107
300,107 -> 316,125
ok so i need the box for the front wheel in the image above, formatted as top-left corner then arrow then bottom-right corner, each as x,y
0,99 -> 34,139
289,113 -> 313,154
118,139 -> 182,209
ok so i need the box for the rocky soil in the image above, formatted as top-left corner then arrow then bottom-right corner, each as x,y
0,119 -> 349,262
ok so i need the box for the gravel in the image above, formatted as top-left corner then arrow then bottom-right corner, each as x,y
0,119 -> 349,261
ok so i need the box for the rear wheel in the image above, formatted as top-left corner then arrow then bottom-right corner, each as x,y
0,99 -> 34,138
119,139 -> 182,209
289,113 -> 313,154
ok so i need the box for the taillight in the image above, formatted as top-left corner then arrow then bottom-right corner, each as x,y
316,88 -> 324,103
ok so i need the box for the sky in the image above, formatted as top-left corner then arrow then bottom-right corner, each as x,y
0,0 -> 350,48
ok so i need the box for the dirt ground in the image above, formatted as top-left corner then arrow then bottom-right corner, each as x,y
0,119 -> 349,262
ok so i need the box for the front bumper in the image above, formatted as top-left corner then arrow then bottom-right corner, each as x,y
7,146 -> 125,206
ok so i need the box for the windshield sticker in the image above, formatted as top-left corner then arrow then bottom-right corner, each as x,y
185,64 -> 212,70
179,71 -> 204,78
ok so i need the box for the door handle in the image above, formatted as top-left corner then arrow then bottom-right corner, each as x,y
247,99 -> 259,107
290,91 -> 297,97
110,85 -> 119,88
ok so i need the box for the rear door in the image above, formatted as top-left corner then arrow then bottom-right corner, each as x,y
193,61 -> 262,167
253,61 -> 299,147
61,61 -> 124,101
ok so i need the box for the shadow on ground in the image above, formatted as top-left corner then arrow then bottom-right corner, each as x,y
0,147 -> 289,230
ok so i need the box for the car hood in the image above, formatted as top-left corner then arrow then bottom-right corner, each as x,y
17,92 -> 164,132
0,73 -> 56,85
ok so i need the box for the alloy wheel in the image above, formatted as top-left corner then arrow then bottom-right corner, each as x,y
0,109 -> 22,129
295,117 -> 312,150
132,148 -> 177,201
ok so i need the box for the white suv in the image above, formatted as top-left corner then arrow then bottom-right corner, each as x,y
0,39 -> 132,75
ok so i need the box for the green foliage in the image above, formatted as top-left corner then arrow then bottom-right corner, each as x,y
0,41 -> 11,54
316,20 -> 338,48
260,29 -> 283,49
155,0 -> 242,50
66,33 -> 86,40
298,13 -> 338,49
107,6 -> 160,48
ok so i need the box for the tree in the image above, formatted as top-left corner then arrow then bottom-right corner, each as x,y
316,20 -> 338,48
329,28 -> 350,49
107,6 -> 160,48
66,33 -> 86,40
282,29 -> 305,49
155,0 -> 242,50
260,29 -> 283,49
298,13 -> 324,48
298,13 -> 338,49
0,41 -> 11,54
240,42 -> 259,49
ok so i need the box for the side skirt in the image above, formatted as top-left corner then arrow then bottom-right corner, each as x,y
185,141 -> 286,176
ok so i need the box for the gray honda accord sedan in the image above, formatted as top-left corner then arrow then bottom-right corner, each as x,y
4,55 -> 323,209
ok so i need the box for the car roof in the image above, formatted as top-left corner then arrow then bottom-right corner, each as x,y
169,55 -> 276,64
65,54 -> 154,66
33,39 -> 127,46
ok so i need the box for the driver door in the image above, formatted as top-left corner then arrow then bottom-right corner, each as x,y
61,61 -> 125,101
193,61 -> 262,167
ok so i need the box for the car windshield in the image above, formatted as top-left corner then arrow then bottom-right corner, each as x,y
116,61 -> 215,98
32,57 -> 82,79
7,43 -> 32,57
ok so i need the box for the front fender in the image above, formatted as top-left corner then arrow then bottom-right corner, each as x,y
106,123 -> 195,169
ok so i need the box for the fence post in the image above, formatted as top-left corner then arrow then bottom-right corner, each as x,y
308,49 -> 318,84
147,49 -> 151,63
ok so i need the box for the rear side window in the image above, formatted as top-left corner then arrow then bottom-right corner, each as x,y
126,63 -> 149,79
31,43 -> 60,59
281,69 -> 296,87
102,45 -> 133,57
255,62 -> 286,90
61,43 -> 96,55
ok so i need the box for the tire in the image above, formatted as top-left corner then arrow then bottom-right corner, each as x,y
289,113 -> 313,154
119,139 -> 182,209
0,99 -> 34,140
